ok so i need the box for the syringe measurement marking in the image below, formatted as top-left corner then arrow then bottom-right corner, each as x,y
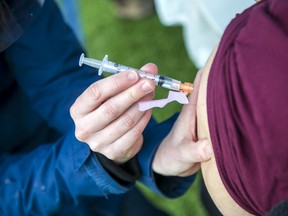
79,53 -> 193,94
114,63 -> 158,82
111,65 -> 180,89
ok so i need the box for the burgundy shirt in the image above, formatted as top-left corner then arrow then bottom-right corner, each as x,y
207,0 -> 288,214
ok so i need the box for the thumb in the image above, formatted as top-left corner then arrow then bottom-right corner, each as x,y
140,63 -> 158,75
186,139 -> 213,163
179,69 -> 203,120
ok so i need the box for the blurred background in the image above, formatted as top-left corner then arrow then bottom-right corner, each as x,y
57,0 -> 206,215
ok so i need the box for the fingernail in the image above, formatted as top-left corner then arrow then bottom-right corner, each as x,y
127,71 -> 137,81
141,81 -> 153,92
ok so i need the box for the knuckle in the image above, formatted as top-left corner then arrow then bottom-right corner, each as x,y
89,142 -> 102,152
127,137 -> 143,157
88,138 -> 104,152
121,113 -> 135,128
130,126 -> 143,138
119,145 -> 138,161
74,119 -> 94,142
124,148 -> 135,159
69,102 -> 81,119
195,152 -> 204,162
111,76 -> 121,91
102,138 -> 143,162
192,147 -> 205,162
75,128 -> 89,142
88,83 -> 101,101
102,148 -> 117,161
128,89 -> 139,101
103,101 -> 119,118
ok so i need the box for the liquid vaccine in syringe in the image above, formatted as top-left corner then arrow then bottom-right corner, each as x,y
79,53 -> 193,95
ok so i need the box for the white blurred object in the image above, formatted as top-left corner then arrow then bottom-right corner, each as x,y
154,0 -> 253,68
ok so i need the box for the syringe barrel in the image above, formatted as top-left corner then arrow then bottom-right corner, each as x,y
137,71 -> 181,91
79,54 -> 187,93
103,61 -> 182,91
102,61 -> 135,73
156,76 -> 181,91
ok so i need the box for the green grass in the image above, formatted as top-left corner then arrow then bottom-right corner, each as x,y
78,0 -> 198,122
75,1 -> 207,215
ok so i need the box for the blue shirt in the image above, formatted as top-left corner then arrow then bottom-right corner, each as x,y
0,0 -> 194,215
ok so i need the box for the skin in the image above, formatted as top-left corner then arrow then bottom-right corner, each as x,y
71,60 -> 211,168
70,47 -> 252,214
70,63 -> 157,164
154,45 -> 253,215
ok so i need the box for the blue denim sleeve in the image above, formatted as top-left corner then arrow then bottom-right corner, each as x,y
0,130 -> 132,215
2,0 -> 195,210
4,0 -> 95,134
138,114 -> 196,198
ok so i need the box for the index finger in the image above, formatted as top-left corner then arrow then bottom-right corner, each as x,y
71,70 -> 140,118
140,63 -> 158,76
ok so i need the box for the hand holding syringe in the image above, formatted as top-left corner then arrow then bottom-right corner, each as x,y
79,54 -> 193,95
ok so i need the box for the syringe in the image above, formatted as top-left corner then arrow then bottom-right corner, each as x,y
79,53 -> 193,95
